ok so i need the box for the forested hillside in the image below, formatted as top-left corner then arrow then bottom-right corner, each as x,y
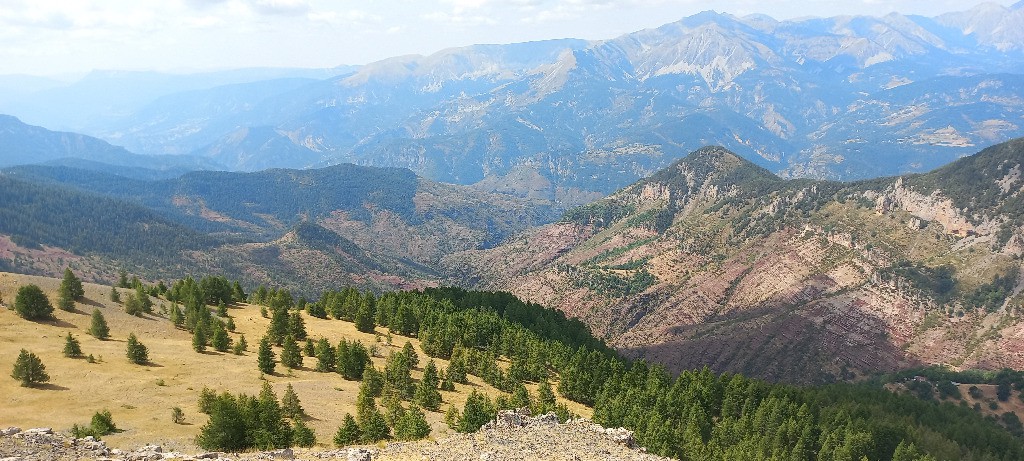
1,271 -> 1021,460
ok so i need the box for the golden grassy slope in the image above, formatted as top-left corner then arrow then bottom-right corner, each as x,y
0,272 -> 589,453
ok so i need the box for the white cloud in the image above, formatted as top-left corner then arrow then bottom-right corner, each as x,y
250,0 -> 310,16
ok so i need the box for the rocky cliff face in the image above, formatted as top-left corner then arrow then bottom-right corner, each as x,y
450,141 -> 1024,383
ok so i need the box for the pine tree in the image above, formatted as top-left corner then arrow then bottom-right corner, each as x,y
383,350 -> 414,399
11,349 -> 49,387
394,405 -> 431,441
446,349 -> 468,384
402,341 -> 419,369
536,379 -> 556,414
61,268 -> 85,300
414,360 -> 442,411
89,308 -> 109,340
354,296 -> 375,333
288,311 -> 307,341
14,284 -> 54,320
257,336 -> 276,375
233,334 -> 248,355
109,286 -> 121,303
356,389 -> 390,442
510,383 -> 532,410
281,383 -> 305,419
304,338 -> 315,357
211,323 -> 231,352
458,390 -> 496,433
117,270 -> 129,288
216,301 -> 228,317
281,335 -> 303,369
169,303 -> 184,328
57,286 -> 74,312
62,332 -> 83,358
193,327 -> 207,353
334,413 -> 361,447
315,338 -> 335,372
126,333 -> 149,365
291,418 -> 316,448
268,307 -> 289,345
134,285 -> 153,314
362,366 -> 384,397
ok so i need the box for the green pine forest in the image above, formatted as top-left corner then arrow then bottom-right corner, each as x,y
71,272 -> 1024,461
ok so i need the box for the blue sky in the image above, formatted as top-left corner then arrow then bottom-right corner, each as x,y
0,0 -> 1015,76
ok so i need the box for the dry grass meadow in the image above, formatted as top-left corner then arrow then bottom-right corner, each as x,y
0,272 -> 590,452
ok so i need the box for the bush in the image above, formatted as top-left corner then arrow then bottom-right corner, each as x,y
171,407 -> 185,424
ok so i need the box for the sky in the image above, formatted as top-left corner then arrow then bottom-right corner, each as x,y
0,0 -> 1017,76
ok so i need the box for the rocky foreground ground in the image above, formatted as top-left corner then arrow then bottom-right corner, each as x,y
0,411 -> 670,461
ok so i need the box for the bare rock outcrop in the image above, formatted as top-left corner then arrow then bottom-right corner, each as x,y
0,414 -> 668,461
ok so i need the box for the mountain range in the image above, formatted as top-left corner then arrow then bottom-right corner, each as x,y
2,131 -> 1022,383
3,3 -> 1024,204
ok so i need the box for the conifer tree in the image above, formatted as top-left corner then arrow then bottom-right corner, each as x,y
288,311 -> 307,341
11,349 -> 49,387
257,336 -> 276,375
117,270 -> 129,288
281,335 -> 302,369
57,286 -> 74,312
63,332 -> 83,358
233,334 -> 248,355
291,418 -> 316,447
315,338 -> 335,372
362,366 -> 384,397
211,323 -> 231,352
281,383 -> 305,419
125,333 -> 149,365
225,317 -> 236,332
402,341 -> 419,369
192,327 -> 207,353
89,308 -> 109,340
356,384 -> 390,442
394,405 -> 431,441
134,285 -> 153,313
109,286 -> 121,303
446,350 -> 468,384
267,307 -> 289,345
383,349 -> 414,399
333,413 -> 361,447
216,301 -> 228,317
14,284 -> 54,320
169,303 -> 184,328
304,338 -> 315,357
510,383 -> 532,410
61,268 -> 85,300
354,296 -> 375,333
414,360 -> 442,411
536,379 -> 556,414
458,390 -> 496,433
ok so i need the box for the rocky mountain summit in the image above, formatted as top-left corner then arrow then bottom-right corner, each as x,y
0,411 -> 660,461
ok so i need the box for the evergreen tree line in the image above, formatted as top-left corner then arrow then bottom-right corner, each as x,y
195,382 -> 314,451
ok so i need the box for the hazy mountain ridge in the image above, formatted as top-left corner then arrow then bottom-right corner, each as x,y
447,139 -> 1024,383
9,2 -> 1010,203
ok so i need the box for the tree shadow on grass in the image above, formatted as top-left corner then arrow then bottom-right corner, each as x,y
79,297 -> 104,309
142,361 -> 164,368
41,318 -> 77,329
34,383 -> 70,391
